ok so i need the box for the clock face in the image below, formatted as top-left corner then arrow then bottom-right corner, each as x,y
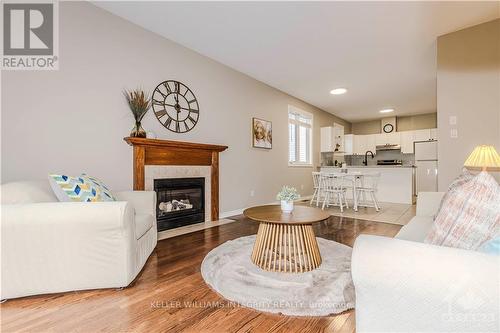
383,123 -> 394,133
152,80 -> 199,133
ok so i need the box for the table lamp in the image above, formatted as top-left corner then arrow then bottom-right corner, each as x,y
464,145 -> 500,172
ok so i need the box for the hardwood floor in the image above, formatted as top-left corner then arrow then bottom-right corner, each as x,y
1,216 -> 401,333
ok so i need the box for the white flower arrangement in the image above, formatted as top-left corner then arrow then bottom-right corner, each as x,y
276,186 -> 300,202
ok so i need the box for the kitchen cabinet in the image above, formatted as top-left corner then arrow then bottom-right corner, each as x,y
400,131 -> 416,154
321,124 -> 345,152
375,132 -> 401,146
344,134 -> 354,154
344,128 -> 437,155
414,129 -> 431,142
353,135 -> 365,155
365,134 -> 377,153
352,134 -> 376,155
430,128 -> 438,140
320,127 -> 334,152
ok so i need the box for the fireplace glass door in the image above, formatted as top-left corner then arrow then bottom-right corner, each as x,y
154,177 -> 205,231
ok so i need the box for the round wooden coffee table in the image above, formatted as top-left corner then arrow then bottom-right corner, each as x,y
243,205 -> 330,273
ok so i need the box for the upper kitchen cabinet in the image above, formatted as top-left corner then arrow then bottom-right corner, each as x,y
400,131 -> 416,153
414,129 -> 431,142
365,134 -> 377,153
344,134 -> 354,154
343,127 -> 437,155
430,128 -> 438,140
320,127 -> 334,152
321,123 -> 345,152
353,135 -> 365,154
350,134 -> 376,155
375,132 -> 401,145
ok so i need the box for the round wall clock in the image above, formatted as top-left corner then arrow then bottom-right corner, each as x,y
383,123 -> 394,133
152,80 -> 199,133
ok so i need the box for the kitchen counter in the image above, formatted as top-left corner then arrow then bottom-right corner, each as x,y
320,166 -> 415,204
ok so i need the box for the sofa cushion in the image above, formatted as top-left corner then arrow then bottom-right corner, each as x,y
135,213 -> 154,240
396,216 -> 434,242
425,171 -> 500,250
1,180 -> 58,204
48,174 -> 115,202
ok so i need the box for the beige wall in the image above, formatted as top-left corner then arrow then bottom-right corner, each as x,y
437,19 -> 500,189
352,120 -> 381,135
397,113 -> 437,132
0,2 -> 350,215
351,113 -> 437,134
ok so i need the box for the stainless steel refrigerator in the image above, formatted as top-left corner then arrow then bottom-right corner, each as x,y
414,140 -> 438,194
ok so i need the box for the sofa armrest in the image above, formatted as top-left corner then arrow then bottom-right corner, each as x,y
114,191 -> 156,217
416,191 -> 445,217
1,202 -> 136,299
352,235 -> 499,333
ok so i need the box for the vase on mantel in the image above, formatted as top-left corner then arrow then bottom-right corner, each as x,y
124,88 -> 150,139
280,200 -> 294,213
130,121 -> 146,138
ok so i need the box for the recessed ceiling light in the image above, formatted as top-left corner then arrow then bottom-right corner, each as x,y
379,108 -> 394,113
330,88 -> 347,95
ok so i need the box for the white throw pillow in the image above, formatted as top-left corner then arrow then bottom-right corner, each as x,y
0,180 -> 58,204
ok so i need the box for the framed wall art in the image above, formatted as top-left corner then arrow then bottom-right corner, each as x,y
252,117 -> 272,149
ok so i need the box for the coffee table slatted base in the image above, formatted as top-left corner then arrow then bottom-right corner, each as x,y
251,222 -> 322,273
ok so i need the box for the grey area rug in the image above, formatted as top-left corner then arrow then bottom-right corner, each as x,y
200,235 -> 355,316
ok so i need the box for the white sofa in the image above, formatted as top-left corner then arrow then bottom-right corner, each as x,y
352,192 -> 499,332
1,180 -> 157,300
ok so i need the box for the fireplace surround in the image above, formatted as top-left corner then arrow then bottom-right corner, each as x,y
124,137 -> 228,222
154,177 -> 205,231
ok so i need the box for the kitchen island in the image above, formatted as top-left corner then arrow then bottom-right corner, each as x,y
320,166 -> 415,204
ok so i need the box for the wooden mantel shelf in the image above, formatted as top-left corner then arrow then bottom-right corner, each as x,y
124,137 -> 228,152
124,137 -> 228,221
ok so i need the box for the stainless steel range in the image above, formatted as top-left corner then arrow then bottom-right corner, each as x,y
377,159 -> 402,166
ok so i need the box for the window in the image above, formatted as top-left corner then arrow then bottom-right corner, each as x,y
288,106 -> 313,166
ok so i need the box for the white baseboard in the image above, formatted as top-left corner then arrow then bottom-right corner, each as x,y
220,209 -> 244,219
220,195 -> 314,219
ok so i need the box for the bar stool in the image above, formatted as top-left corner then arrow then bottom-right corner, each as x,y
356,172 -> 381,211
310,172 -> 322,207
321,173 -> 349,212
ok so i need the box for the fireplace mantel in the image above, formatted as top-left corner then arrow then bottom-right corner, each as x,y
124,137 -> 228,221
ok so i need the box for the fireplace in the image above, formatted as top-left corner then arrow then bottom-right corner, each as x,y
154,177 -> 205,231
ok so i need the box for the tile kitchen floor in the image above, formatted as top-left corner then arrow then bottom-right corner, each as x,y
301,200 -> 416,226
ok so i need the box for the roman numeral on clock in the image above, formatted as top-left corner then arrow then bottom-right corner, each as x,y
152,99 -> 164,106
155,110 -> 167,118
163,82 -> 171,93
164,118 -> 172,129
155,89 -> 167,99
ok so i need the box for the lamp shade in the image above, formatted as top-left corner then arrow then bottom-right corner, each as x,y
464,145 -> 500,171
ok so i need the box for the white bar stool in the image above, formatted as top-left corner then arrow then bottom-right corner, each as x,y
355,172 -> 381,211
321,173 -> 349,212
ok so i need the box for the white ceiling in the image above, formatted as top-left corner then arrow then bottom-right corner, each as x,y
95,1 -> 499,122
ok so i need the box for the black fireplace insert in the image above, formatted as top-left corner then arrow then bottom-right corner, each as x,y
154,177 -> 205,231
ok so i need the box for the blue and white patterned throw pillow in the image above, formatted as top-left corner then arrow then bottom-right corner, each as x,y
48,174 -> 115,202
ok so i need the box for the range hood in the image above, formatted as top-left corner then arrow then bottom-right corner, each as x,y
376,144 -> 401,151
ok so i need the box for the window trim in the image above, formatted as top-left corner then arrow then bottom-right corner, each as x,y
288,105 -> 313,167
